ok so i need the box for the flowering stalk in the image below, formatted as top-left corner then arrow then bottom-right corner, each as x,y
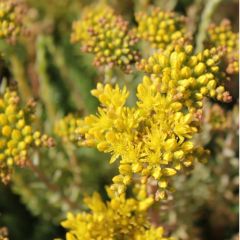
195,0 -> 223,52
10,55 -> 32,101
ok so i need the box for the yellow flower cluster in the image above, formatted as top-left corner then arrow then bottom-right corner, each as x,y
135,7 -> 188,50
55,85 -> 198,197
56,44 -> 232,199
0,88 -> 54,183
0,0 -> 27,43
135,227 -> 173,240
207,19 -> 239,74
137,44 -> 232,107
61,188 -> 173,240
71,4 -> 140,72
54,114 -> 81,145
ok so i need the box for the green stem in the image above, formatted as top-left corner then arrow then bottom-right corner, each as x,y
195,0 -> 223,53
10,55 -> 32,101
36,36 -> 57,126
28,159 -> 78,210
45,39 -> 85,111
104,65 -> 114,84
45,37 -> 98,114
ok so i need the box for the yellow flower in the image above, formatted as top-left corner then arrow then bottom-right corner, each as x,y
54,114 -> 83,145
71,4 -> 140,72
135,227 -> 174,240
56,81 -> 203,197
56,43 -> 230,198
0,88 -> 54,183
61,188 -> 172,240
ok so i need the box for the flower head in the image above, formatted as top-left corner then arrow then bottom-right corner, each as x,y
61,188 -> 173,240
54,114 -> 83,145
56,43 -> 231,198
137,44 -> 232,108
207,19 -> 239,74
135,7 -> 189,50
71,4 -> 140,72
56,80 -> 209,199
0,0 -> 28,43
0,88 -> 54,183
135,227 -> 174,240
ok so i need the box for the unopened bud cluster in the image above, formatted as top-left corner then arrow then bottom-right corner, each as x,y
54,114 -> 82,145
0,89 -> 54,183
0,0 -> 27,43
135,7 -> 188,50
62,188 -> 173,240
137,44 -> 232,110
207,19 -> 239,74
71,4 -> 140,72
203,103 -> 237,132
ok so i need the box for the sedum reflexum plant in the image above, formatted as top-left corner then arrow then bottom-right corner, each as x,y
52,3 -> 238,239
0,1 -> 238,239
57,4 -> 238,239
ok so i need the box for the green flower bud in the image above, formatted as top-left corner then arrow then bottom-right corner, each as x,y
71,4 -> 139,72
